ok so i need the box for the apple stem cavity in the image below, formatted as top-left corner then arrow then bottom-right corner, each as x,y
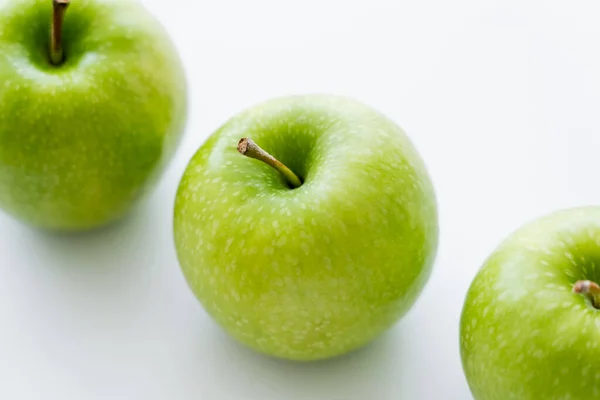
50,0 -> 70,65
573,280 -> 600,309
237,138 -> 303,189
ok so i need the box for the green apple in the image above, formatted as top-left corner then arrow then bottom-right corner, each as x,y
174,95 -> 438,361
461,207 -> 600,399
0,0 -> 187,230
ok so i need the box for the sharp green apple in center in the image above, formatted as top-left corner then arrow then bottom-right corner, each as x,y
0,0 -> 187,230
461,207 -> 600,399
174,95 -> 438,360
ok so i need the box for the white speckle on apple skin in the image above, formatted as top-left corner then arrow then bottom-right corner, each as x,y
460,207 -> 600,399
174,95 -> 439,361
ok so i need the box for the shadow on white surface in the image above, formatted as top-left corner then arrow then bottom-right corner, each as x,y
26,201 -> 156,256
0,197 -> 171,327
188,321 -> 407,400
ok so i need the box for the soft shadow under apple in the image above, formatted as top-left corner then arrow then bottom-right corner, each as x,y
182,320 -> 408,400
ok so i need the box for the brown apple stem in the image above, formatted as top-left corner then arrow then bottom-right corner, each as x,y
50,0 -> 70,65
237,138 -> 302,188
573,280 -> 600,309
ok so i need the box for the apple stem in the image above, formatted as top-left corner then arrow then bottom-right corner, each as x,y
50,0 -> 70,65
237,138 -> 303,189
573,280 -> 600,309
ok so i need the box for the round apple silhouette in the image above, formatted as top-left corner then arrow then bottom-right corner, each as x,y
0,0 -> 187,230
461,207 -> 600,399
174,95 -> 439,360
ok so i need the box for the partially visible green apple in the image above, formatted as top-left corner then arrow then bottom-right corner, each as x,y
174,95 -> 438,361
0,0 -> 187,230
461,207 -> 600,399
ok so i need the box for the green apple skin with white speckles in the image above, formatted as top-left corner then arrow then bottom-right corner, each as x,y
0,0 -> 187,231
174,95 -> 438,361
461,207 -> 600,399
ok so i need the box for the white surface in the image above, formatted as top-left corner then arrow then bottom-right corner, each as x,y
2,0 -> 600,399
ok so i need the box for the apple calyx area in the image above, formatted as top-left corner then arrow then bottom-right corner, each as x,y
50,0 -> 70,65
573,280 -> 600,309
237,137 -> 303,189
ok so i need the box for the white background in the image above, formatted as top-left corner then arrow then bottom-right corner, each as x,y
1,0 -> 600,399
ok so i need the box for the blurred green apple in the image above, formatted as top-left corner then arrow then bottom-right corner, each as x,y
461,207 -> 600,399
174,95 -> 438,360
0,0 -> 187,230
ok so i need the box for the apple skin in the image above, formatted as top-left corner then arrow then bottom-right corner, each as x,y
461,207 -> 600,399
174,95 -> 438,361
0,0 -> 187,230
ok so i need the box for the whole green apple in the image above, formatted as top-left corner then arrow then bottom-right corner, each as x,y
0,0 -> 187,230
174,95 -> 438,361
461,207 -> 600,399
